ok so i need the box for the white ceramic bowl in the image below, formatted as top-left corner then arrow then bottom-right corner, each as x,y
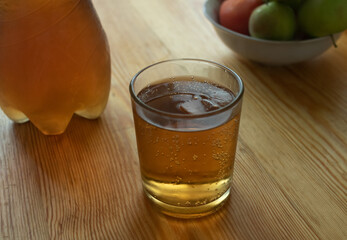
204,0 -> 341,66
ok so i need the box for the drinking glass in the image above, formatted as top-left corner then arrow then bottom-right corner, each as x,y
130,59 -> 244,218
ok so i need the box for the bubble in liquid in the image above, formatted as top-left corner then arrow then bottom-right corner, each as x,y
212,139 -> 223,148
174,176 -> 182,184
167,82 -> 175,91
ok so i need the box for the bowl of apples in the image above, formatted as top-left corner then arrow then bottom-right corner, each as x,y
204,0 -> 346,65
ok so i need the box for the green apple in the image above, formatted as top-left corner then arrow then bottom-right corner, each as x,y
298,0 -> 347,37
249,2 -> 296,40
268,0 -> 302,10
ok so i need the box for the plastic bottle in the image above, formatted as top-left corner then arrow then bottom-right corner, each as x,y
0,0 -> 111,134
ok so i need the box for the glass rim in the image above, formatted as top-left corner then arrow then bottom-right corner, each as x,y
129,58 -> 244,118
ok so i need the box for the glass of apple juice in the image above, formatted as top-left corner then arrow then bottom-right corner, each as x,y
129,59 -> 244,218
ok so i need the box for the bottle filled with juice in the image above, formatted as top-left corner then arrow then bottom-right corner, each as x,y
0,0 -> 111,135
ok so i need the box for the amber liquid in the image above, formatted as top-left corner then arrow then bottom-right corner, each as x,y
0,0 -> 110,134
133,77 -> 241,218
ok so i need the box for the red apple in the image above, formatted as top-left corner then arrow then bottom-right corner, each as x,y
219,0 -> 263,35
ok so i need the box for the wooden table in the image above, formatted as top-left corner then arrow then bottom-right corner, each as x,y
1,0 -> 346,239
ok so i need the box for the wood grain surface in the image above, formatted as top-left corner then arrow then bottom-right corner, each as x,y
1,0 -> 346,239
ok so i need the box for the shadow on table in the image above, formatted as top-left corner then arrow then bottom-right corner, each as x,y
120,190 -> 232,239
11,113 -> 122,190
121,182 -> 280,240
120,133 -> 318,239
12,114 -> 107,168
10,114 -> 143,237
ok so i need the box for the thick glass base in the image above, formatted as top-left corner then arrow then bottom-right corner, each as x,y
144,187 -> 230,219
